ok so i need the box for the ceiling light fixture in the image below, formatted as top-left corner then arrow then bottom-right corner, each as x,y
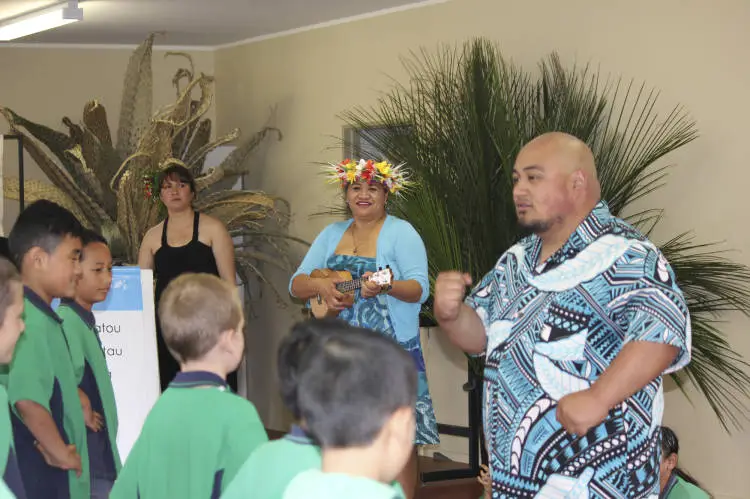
0,1 -> 83,41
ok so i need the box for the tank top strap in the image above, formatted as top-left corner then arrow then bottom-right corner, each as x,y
192,211 -> 200,242
161,217 -> 170,246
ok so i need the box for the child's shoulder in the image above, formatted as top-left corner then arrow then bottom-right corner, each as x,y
222,393 -> 264,423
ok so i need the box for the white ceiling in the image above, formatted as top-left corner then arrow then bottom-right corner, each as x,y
0,0 -> 444,47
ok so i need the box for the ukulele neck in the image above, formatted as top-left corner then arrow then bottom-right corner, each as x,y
335,278 -> 364,293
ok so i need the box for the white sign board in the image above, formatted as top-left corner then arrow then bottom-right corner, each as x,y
91,267 -> 160,462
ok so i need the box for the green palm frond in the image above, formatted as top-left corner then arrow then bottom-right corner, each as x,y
339,38 -> 749,430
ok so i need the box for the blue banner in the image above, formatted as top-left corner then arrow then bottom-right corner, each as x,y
52,267 -> 144,312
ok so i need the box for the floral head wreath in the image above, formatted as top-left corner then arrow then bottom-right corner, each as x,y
324,158 -> 413,195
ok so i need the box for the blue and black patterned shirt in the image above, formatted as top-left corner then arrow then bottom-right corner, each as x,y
466,201 -> 691,499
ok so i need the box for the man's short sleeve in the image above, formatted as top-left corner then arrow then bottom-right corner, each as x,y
464,268 -> 496,333
616,249 -> 691,374
8,321 -> 53,411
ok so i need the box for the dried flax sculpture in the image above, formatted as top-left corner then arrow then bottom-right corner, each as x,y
1,34 -> 305,305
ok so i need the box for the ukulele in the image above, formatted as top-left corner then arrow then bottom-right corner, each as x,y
309,266 -> 393,319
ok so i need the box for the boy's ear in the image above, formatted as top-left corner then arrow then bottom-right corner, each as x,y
384,406 -> 415,447
24,246 -> 49,270
217,328 -> 237,351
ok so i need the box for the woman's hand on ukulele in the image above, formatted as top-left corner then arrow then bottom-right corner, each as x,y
361,272 -> 384,299
315,277 -> 348,310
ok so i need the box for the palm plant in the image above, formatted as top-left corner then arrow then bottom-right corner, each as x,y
339,38 -> 750,430
2,34 -> 306,304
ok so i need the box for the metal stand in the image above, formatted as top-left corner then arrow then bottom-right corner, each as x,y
3,134 -> 25,211
421,366 -> 484,482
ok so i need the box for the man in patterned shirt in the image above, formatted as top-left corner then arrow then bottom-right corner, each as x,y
434,132 -> 691,498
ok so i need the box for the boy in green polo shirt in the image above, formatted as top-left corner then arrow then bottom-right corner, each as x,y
282,319 -> 417,499
110,273 -> 267,499
57,230 -> 121,499
6,200 -> 89,499
0,257 -> 27,499
221,320 -> 325,499
222,320 -> 406,499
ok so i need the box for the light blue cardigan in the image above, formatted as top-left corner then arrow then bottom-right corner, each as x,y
289,215 -> 429,343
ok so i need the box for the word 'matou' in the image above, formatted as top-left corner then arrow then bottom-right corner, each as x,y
96,323 -> 121,334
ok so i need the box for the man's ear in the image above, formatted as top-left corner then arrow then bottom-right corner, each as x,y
571,169 -> 586,190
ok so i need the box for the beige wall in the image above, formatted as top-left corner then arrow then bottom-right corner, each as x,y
215,0 -> 750,497
0,46 -> 215,232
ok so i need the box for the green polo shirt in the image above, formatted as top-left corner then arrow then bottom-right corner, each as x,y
7,288 -> 90,499
665,475 -> 711,499
0,386 -> 11,479
222,426 -> 406,499
221,425 -> 321,499
0,479 -> 15,499
58,300 -> 121,480
110,371 -> 267,499
283,469 -> 404,499
0,385 -> 24,498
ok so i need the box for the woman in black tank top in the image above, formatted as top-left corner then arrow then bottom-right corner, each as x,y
137,165 -> 239,392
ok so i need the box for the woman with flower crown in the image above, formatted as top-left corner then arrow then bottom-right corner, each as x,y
289,159 -> 439,498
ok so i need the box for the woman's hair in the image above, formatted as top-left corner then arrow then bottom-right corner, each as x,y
158,165 -> 196,194
660,426 -> 704,489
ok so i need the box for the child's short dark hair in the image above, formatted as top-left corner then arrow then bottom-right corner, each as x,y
81,229 -> 108,247
0,258 -> 21,326
295,319 -> 417,448
0,237 -> 12,263
158,273 -> 242,363
8,200 -> 84,269
80,229 -> 108,261
277,320 -> 332,420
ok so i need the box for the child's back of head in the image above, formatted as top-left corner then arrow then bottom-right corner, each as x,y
277,319 -> 335,422
294,319 -> 417,486
158,273 -> 244,375
0,257 -> 23,364
8,200 -> 83,301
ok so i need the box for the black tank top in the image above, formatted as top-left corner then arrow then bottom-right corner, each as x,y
153,211 -> 220,301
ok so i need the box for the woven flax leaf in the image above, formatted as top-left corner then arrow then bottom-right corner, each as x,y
4,177 -> 92,227
217,127 -> 283,177
83,100 -> 113,147
117,33 -> 154,158
183,118 -> 212,176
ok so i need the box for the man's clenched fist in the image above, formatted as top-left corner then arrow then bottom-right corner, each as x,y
434,271 -> 473,323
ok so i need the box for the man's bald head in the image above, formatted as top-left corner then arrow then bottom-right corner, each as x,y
512,132 -> 601,236
520,132 -> 599,185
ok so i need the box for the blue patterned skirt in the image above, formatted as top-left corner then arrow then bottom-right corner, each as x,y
327,254 -> 440,446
